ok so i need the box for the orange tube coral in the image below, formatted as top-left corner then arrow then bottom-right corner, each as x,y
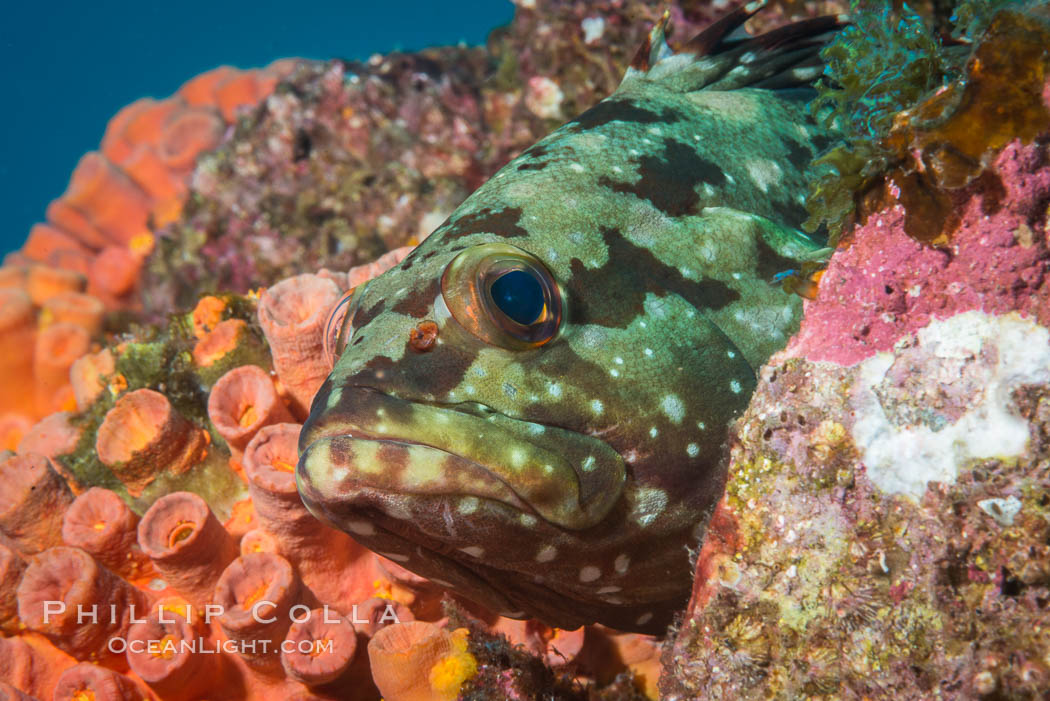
95,389 -> 207,496
52,662 -> 143,701
0,635 -> 76,700
62,152 -> 150,245
0,453 -> 73,555
242,422 -> 369,605
240,528 -> 279,556
215,72 -> 264,121
88,246 -> 139,299
69,349 -> 114,410
40,292 -> 105,336
33,322 -> 90,416
355,597 -> 415,638
281,608 -> 358,686
178,66 -> 237,107
17,413 -> 83,480
193,319 -> 269,388
22,224 -> 90,266
0,543 -> 26,635
25,265 -> 85,306
0,290 -> 36,416
122,144 -> 185,208
44,200 -> 109,251
346,245 -> 415,289
118,99 -> 180,154
126,610 -> 231,700
192,318 -> 246,366
0,414 -> 32,453
17,547 -> 150,668
0,681 -> 37,700
207,365 -> 292,459
368,622 -> 477,701
61,488 -> 148,581
137,491 -> 238,608
213,552 -> 301,671
257,274 -> 342,418
157,107 -> 224,171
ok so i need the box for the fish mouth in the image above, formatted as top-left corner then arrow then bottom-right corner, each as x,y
296,385 -> 626,532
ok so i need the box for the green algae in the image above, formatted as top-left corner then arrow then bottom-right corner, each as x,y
804,0 -> 1050,245
59,293 -> 265,514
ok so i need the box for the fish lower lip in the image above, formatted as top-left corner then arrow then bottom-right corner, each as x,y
297,387 -> 626,530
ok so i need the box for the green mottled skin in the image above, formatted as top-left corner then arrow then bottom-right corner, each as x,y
298,13 -> 837,634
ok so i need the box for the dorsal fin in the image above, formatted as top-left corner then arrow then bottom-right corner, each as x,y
622,2 -> 846,94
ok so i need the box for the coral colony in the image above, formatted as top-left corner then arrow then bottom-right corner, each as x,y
1,1 -> 1050,699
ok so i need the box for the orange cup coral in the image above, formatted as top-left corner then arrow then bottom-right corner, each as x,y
207,365 -> 292,459
281,608 -> 358,686
0,453 -> 74,555
61,488 -> 148,581
257,274 -> 342,418
137,492 -> 238,608
126,610 -> 229,700
95,388 -> 207,496
0,290 -> 36,416
52,662 -> 143,701
16,547 -> 150,669
368,622 -> 478,701
33,322 -> 91,416
213,552 -> 301,671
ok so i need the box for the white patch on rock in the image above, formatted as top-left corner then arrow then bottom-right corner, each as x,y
581,16 -> 605,44
977,496 -> 1022,526
851,311 -> 1050,499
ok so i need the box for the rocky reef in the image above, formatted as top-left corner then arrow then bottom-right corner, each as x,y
3,0 -> 1050,699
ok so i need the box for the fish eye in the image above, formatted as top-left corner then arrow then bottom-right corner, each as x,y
442,243 -> 562,349
322,286 -> 362,367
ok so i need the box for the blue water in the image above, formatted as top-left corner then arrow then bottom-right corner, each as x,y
0,1 -> 514,259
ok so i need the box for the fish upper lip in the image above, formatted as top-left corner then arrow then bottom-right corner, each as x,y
298,385 -> 627,530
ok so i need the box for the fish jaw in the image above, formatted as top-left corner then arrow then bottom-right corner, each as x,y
297,385 -> 626,531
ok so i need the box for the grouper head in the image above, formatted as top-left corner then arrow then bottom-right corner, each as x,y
297,5 -> 836,634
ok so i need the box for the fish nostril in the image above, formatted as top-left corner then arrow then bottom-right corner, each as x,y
408,320 -> 439,352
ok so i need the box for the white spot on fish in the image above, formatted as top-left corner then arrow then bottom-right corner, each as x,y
660,394 -> 685,424
548,383 -> 562,398
581,455 -> 596,472
730,379 -> 742,394
597,585 -> 622,594
579,566 -> 601,582
380,552 -> 409,563
649,426 -> 659,438
727,350 -> 736,358
631,487 -> 668,528
520,514 -> 538,527
536,545 -> 558,562
569,162 -> 586,173
459,546 -> 485,558
613,356 -> 624,365
697,421 -> 707,430
687,443 -> 700,457
610,369 -> 621,378
614,554 -> 630,574
591,399 -> 604,414
636,612 -> 654,626
458,497 -> 480,515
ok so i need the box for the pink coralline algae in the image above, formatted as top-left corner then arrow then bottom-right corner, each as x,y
789,136 -> 1050,366
662,88 -> 1050,700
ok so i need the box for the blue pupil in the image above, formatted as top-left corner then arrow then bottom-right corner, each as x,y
490,269 -> 544,325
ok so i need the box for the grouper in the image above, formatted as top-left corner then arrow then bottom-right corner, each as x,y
297,2 -> 840,634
